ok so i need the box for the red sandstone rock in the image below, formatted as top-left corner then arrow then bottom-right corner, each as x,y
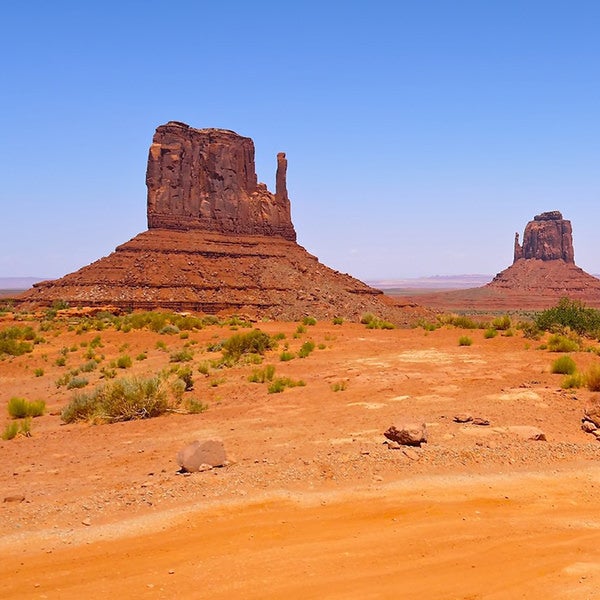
146,122 -> 296,241
513,211 -> 574,263
406,210 -> 600,311
16,122 -> 427,323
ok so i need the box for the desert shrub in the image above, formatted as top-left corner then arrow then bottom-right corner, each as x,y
418,320 -> 439,331
551,355 -> 577,375
198,361 -> 210,376
67,376 -> 89,389
302,316 -> 317,326
491,315 -> 512,330
585,366 -> 600,392
444,315 -> 479,329
55,356 -> 67,367
1,421 -> 19,440
518,321 -> 543,340
562,373 -> 584,389
80,360 -> 97,373
0,326 -> 35,356
8,397 -> 45,418
155,340 -> 168,351
267,377 -> 306,394
273,332 -> 286,341
171,378 -> 187,401
458,336 -> 473,346
279,351 -> 295,362
331,381 -> 347,392
222,330 -> 273,360
186,398 -> 208,414
535,298 -> 600,336
484,328 -> 497,339
136,352 -> 147,361
1,419 -> 31,440
159,324 -> 180,335
248,364 -> 276,383
116,355 -> 132,369
34,368 -> 44,377
333,316 -> 344,325
169,349 -> 194,363
298,340 -> 316,358
176,366 -> 194,391
547,334 -> 580,353
100,366 -> 116,379
61,375 -> 168,424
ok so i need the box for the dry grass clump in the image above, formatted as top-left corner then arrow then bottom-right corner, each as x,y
550,355 -> 577,375
458,336 -> 473,346
585,365 -> 600,392
547,333 -> 580,353
268,377 -> 306,394
61,376 -> 169,424
7,397 -> 45,418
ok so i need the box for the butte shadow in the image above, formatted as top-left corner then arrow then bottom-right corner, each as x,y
17,121 -> 424,323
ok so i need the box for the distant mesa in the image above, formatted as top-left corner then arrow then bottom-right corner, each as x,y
16,122 -> 423,323
406,211 -> 600,310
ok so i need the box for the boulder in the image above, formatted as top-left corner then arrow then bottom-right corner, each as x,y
177,438 -> 228,473
584,401 -> 600,428
453,413 -> 473,423
384,423 -> 427,447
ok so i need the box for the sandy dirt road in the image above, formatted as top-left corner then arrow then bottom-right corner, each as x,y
3,467 -> 600,600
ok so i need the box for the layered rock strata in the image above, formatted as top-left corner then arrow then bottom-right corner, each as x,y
513,211 -> 574,263
405,211 -> 600,310
17,122 -> 423,323
146,122 -> 296,240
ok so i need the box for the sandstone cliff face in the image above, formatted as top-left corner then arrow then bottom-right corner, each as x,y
513,211 -> 574,263
17,121 -> 424,323
146,122 -> 296,241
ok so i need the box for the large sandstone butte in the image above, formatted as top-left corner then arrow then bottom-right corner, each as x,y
17,122 -> 421,323
406,211 -> 600,310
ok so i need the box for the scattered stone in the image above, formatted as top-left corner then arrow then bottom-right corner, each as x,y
508,426 -> 547,441
177,438 -> 228,473
82,518 -> 92,526
472,418 -> 490,426
3,495 -> 25,503
384,440 -> 402,450
402,448 -> 420,461
582,420 -> 597,433
453,413 -> 473,423
584,401 -> 600,428
384,423 -> 427,447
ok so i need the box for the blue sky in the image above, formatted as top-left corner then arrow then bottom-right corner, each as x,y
1,1 -> 598,281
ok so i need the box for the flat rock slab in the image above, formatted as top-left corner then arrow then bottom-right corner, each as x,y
507,426 -> 547,441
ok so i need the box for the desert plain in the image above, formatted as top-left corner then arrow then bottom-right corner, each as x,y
2,309 -> 600,599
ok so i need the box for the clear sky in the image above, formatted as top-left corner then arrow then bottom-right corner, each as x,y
1,1 -> 598,281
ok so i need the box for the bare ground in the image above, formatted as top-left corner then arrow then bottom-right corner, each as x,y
2,316 -> 600,598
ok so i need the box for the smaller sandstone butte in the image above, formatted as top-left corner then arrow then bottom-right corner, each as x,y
404,210 -> 600,310
146,122 -> 296,241
16,122 -> 424,323
513,211 -> 574,263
